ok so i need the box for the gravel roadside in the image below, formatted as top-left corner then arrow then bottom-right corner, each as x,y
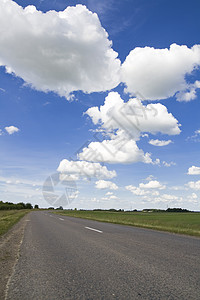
0,213 -> 30,300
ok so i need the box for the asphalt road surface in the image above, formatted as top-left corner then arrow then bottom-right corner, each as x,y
6,211 -> 200,300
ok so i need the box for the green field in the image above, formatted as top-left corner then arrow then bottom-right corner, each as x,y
0,210 -> 29,237
53,210 -> 200,237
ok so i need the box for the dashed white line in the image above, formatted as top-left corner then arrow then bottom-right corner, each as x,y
85,226 -> 103,233
59,218 -> 64,221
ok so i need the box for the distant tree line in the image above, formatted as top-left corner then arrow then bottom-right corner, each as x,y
166,207 -> 190,212
0,201 -> 39,210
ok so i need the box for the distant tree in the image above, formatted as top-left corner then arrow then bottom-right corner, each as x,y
34,204 -> 39,209
18,202 -> 26,209
56,206 -> 63,210
16,203 -> 25,210
25,203 -> 33,209
109,209 -> 117,212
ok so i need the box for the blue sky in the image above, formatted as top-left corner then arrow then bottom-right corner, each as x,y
0,0 -> 200,210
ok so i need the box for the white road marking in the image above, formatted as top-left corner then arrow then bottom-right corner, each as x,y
85,226 -> 103,233
59,218 -> 64,221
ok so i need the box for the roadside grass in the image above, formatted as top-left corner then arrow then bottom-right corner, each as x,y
0,210 -> 30,237
53,210 -> 200,237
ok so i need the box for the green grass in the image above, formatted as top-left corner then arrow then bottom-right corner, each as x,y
0,210 -> 30,237
53,210 -> 200,237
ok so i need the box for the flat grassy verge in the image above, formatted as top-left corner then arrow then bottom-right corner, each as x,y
53,210 -> 200,237
0,210 -> 30,237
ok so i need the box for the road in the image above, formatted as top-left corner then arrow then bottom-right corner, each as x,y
6,211 -> 200,300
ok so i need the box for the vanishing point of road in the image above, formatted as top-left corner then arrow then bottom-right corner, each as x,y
6,211 -> 200,299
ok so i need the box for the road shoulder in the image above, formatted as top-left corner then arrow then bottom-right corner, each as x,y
0,213 -> 30,300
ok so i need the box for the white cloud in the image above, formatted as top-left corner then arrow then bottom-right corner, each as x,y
162,161 -> 176,167
176,80 -> 200,102
106,191 -> 113,196
68,190 -> 79,200
125,183 -> 162,196
86,92 -> 181,137
151,191 -> 160,196
102,194 -> 118,201
151,194 -> 182,204
161,194 -> 179,201
0,175 -> 42,203
90,197 -> 98,202
190,193 -> 198,199
187,166 -> 200,175
4,126 -> 19,135
187,180 -> 200,190
187,129 -> 200,142
79,92 -> 180,164
79,133 -> 152,164
57,159 -> 116,180
139,180 -> 166,190
6,180 -> 12,184
59,174 -> 79,181
95,180 -> 118,190
0,0 -> 120,99
145,175 -> 156,181
187,193 -> 198,204
149,139 -> 172,146
170,185 -> 187,191
109,195 -> 118,199
121,43 -> 200,101
125,185 -> 149,196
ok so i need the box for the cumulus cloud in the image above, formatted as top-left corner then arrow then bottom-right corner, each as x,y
4,125 -> 19,135
176,81 -> 200,102
59,174 -> 79,181
161,194 -> 179,201
149,139 -> 172,146
95,180 -> 118,190
125,185 -> 149,196
79,133 -> 152,164
187,180 -> 200,190
102,194 -> 118,201
188,166 -> 200,175
85,92 -> 181,137
187,193 -> 198,204
139,180 -> 166,190
121,43 -> 200,101
0,0 -> 120,98
150,194 -> 182,204
79,92 -> 180,164
126,183 -> 161,196
57,159 -> 116,180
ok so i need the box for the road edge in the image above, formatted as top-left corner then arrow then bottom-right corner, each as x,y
0,213 -> 30,300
